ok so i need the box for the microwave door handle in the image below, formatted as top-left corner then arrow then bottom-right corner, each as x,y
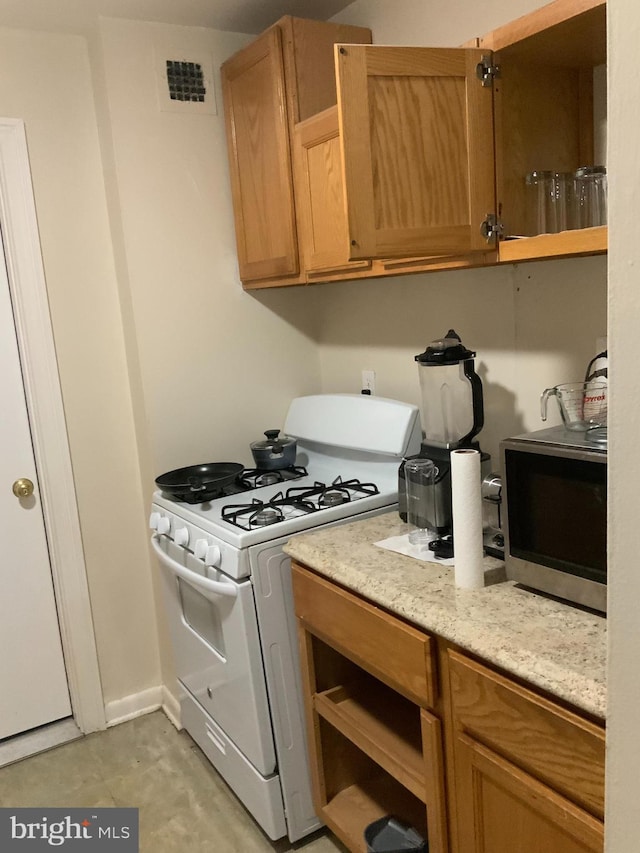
150,536 -> 238,599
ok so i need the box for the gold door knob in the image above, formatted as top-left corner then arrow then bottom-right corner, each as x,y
13,478 -> 34,498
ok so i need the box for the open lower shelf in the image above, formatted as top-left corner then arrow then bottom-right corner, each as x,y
322,774 -> 429,853
314,683 -> 425,801
499,225 -> 607,263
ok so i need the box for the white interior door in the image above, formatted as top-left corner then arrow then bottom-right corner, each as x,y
0,228 -> 71,740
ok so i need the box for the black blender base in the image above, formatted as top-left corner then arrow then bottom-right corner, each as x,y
429,533 -> 504,561
429,535 -> 454,559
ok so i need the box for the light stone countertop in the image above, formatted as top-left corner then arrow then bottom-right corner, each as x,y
284,512 -> 606,720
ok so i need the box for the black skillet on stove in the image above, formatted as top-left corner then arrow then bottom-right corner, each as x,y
155,462 -> 244,504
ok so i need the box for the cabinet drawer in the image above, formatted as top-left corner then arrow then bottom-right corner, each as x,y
447,649 -> 605,818
292,563 -> 436,708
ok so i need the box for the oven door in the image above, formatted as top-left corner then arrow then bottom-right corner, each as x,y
152,534 -> 276,775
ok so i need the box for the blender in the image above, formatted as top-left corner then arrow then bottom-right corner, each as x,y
399,329 -> 489,557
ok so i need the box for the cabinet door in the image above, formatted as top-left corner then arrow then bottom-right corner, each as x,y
222,28 -> 300,284
336,46 -> 495,260
294,106 -> 371,275
455,733 -> 604,853
447,649 -> 605,818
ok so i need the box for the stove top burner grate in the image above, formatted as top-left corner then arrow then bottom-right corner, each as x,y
285,477 -> 379,504
238,466 -> 308,490
221,477 -> 380,531
222,493 -> 318,529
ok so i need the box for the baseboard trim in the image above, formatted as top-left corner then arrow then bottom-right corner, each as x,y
104,684 -> 183,730
104,687 -> 162,727
161,686 -> 182,730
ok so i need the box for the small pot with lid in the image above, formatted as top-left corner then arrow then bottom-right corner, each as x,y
250,430 -> 297,470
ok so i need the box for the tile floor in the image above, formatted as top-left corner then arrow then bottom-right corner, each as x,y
0,711 -> 345,853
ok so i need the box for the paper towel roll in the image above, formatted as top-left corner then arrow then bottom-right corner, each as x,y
451,448 -> 484,589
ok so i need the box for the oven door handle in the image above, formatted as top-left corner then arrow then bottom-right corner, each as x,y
151,536 -> 238,598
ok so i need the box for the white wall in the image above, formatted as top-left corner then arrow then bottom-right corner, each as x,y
312,259 -> 606,465
95,18 -> 324,694
604,1 -> 640,850
97,18 -> 322,476
326,0 -> 607,468
0,26 -> 160,710
0,14 -> 325,720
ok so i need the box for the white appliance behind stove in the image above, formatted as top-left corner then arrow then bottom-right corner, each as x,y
151,394 -> 420,842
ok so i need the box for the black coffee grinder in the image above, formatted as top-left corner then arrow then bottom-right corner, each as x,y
399,329 -> 485,557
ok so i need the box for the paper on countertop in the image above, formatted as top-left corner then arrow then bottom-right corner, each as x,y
374,533 -> 455,566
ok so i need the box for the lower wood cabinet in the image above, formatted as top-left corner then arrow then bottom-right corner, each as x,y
446,649 -> 605,853
293,562 -> 447,853
454,733 -> 603,853
291,561 -> 605,853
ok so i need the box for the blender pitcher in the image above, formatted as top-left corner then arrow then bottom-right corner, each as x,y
415,329 -> 484,447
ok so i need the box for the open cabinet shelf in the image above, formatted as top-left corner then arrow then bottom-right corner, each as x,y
322,773 -> 429,853
498,225 -> 607,262
314,682 -> 425,802
293,565 -> 448,853
486,0 -> 607,258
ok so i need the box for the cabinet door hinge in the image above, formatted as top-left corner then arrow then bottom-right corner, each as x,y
480,214 -> 503,243
476,55 -> 500,87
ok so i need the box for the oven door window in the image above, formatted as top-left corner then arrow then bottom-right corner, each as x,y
178,578 -> 226,657
505,449 -> 607,584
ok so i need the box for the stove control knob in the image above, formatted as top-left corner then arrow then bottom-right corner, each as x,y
156,516 -> 171,536
204,545 -> 221,568
194,539 -> 208,560
149,511 -> 161,531
174,526 -> 189,547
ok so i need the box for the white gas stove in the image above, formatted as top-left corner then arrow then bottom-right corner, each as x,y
149,394 -> 420,842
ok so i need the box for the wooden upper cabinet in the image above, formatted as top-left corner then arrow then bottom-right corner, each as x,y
222,28 -> 300,284
222,1 -> 606,288
294,106 -> 371,276
221,17 -> 371,288
484,0 -> 607,263
335,46 -> 496,260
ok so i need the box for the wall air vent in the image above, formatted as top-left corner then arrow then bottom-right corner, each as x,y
154,46 -> 217,116
166,60 -> 206,103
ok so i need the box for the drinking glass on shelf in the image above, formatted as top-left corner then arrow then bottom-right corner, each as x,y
574,166 -> 607,228
525,170 -> 569,235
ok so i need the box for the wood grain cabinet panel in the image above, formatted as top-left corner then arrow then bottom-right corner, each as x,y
293,562 -> 605,853
293,564 -> 447,853
221,17 -> 371,288
292,563 -> 436,708
485,0 -> 607,262
447,649 -> 605,819
221,28 -> 300,284
445,646 -> 605,853
222,0 -> 607,287
455,733 -> 604,853
335,45 -> 496,261
293,106 -> 371,276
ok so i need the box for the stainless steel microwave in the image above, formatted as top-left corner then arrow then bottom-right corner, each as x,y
500,426 -> 607,613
